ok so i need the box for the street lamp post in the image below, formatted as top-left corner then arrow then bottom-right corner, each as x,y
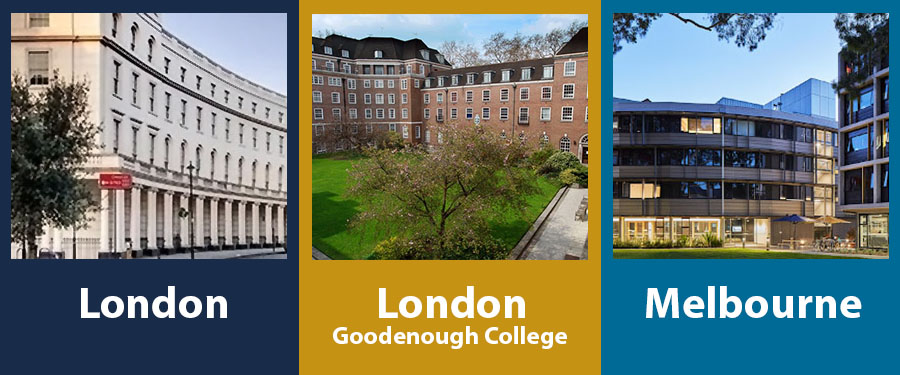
187,162 -> 196,260
72,225 -> 77,260
272,212 -> 276,253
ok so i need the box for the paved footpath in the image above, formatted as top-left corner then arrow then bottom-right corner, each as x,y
525,188 -> 588,260
312,246 -> 331,260
141,247 -> 287,259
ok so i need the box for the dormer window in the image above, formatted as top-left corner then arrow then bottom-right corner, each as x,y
467,74 -> 475,84
438,77 -> 444,87
543,65 -> 553,79
502,70 -> 512,82
374,50 -> 383,58
436,54 -> 445,64
341,49 -> 349,58
420,49 -> 430,60
483,72 -> 492,83
425,79 -> 431,88
324,46 -> 333,55
452,75 -> 459,85
521,68 -> 532,81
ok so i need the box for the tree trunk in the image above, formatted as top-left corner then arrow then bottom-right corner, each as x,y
437,219 -> 446,256
25,229 -> 38,259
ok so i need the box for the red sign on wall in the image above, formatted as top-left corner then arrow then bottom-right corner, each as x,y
99,173 -> 133,190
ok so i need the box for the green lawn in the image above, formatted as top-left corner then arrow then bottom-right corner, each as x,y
312,152 -> 561,259
613,248 -> 864,259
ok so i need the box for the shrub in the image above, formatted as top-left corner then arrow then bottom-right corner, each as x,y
374,131 -> 405,150
529,148 -> 557,170
370,234 -> 508,260
571,164 -> 588,187
613,238 -> 642,248
675,235 -> 690,248
441,237 -> 508,260
702,232 -> 723,248
559,168 -> 579,185
540,151 -> 581,177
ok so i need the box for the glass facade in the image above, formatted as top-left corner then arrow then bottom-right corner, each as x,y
845,85 -> 875,124
614,217 -> 722,242
614,104 -> 840,249
612,217 -> 782,245
613,114 -> 824,140
763,79 -> 836,120
858,214 -> 889,249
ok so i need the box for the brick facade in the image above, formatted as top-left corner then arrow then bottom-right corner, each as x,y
311,28 -> 589,162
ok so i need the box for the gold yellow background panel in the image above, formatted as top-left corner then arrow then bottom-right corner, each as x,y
300,4 -> 601,373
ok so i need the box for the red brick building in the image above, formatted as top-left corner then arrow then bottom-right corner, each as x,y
311,28 -> 589,163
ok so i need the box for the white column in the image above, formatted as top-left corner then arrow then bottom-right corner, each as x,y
99,190 -> 110,253
251,202 -> 260,245
237,201 -> 246,246
40,225 -> 51,249
209,198 -> 219,246
147,189 -> 157,250
224,200 -> 233,246
130,186 -> 142,255
179,195 -> 190,248
277,205 -> 285,245
163,191 -> 174,250
195,195 -> 205,248
264,204 -> 273,244
115,189 -> 126,253
53,227 -> 63,253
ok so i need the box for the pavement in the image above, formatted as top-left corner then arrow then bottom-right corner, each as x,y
312,246 -> 331,260
524,187 -> 589,260
141,247 -> 287,259
243,252 -> 288,259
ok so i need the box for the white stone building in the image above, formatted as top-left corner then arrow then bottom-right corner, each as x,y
10,13 -> 288,258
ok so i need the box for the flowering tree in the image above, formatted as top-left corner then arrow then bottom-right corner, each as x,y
346,123 -> 540,259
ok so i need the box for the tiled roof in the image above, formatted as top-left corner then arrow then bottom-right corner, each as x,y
557,27 -> 588,55
312,34 -> 449,65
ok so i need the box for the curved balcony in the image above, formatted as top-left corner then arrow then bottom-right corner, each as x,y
614,133 -> 819,155
614,198 -> 815,218
613,166 -> 816,185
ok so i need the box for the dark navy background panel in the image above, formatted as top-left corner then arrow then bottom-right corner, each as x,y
603,2 -> 898,374
1,3 -> 298,374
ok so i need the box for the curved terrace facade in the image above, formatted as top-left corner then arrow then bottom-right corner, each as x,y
613,99 -> 838,246
11,13 -> 288,258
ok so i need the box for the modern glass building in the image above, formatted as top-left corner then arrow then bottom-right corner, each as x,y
837,48 -> 889,250
613,97 -> 839,246
764,78 -> 837,120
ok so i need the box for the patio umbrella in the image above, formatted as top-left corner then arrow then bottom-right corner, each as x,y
815,216 -> 851,238
773,215 -> 815,249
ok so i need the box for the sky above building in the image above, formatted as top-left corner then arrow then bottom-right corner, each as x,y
613,13 -> 841,105
312,14 -> 588,52
164,13 -> 287,95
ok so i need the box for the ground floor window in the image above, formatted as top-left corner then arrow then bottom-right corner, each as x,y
613,217 -> 723,242
612,218 -> 620,239
559,136 -> 571,153
858,213 -> 888,249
